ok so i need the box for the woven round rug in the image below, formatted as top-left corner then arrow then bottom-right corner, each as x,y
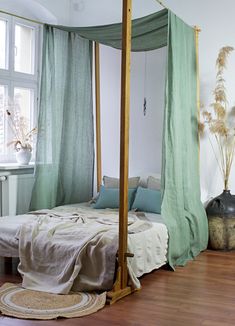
0,283 -> 106,320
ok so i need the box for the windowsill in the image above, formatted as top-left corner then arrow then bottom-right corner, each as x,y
0,162 -> 35,171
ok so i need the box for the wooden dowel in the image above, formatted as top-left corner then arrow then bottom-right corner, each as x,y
95,42 -> 102,192
119,0 -> 132,290
0,9 -> 44,25
154,0 -> 168,9
194,26 -> 201,161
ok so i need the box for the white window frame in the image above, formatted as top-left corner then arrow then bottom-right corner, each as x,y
0,13 -> 10,72
0,13 -> 41,163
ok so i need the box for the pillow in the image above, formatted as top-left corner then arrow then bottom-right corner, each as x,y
147,175 -> 161,190
103,176 -> 140,189
138,173 -> 161,188
131,186 -> 161,214
93,185 -> 136,210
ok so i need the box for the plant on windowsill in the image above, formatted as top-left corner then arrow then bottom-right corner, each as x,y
6,109 -> 37,165
200,46 -> 235,250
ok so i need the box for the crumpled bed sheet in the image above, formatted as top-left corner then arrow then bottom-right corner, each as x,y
0,203 -> 168,294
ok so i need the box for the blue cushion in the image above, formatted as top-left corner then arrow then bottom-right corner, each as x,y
131,187 -> 161,214
93,185 -> 136,210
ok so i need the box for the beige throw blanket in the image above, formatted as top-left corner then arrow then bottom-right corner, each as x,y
17,209 -> 150,294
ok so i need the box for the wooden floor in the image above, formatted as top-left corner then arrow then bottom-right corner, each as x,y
0,251 -> 235,325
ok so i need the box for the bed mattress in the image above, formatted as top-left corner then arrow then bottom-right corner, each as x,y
0,202 -> 168,292
0,214 -> 35,258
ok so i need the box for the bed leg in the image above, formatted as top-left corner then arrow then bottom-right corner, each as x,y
106,267 -> 137,305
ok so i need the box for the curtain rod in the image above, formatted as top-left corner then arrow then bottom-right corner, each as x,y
154,1 -> 201,31
155,0 -> 168,10
0,9 -> 44,25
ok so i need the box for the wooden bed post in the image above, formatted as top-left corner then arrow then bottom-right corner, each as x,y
106,0 -> 134,304
118,0 -> 132,290
95,42 -> 102,192
194,26 -> 201,158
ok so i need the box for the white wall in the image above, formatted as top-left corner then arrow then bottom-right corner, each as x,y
129,48 -> 166,177
99,45 -> 166,178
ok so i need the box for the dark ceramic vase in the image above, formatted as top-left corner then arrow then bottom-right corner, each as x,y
206,190 -> 235,250
206,190 -> 235,217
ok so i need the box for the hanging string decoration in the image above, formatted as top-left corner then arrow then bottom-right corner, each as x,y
143,52 -> 147,116
143,97 -> 147,116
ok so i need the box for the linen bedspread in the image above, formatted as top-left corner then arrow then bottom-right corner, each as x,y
17,208 -> 148,294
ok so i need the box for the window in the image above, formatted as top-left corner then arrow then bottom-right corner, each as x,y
0,13 -> 41,162
0,19 -> 7,69
14,23 -> 36,74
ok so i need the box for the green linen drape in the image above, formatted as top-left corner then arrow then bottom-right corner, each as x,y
161,12 -> 208,267
53,9 -> 168,51
63,9 -> 207,267
30,26 -> 94,210
30,8 -> 208,267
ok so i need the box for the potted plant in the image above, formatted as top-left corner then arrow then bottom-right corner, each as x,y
6,109 -> 37,165
200,46 -> 235,250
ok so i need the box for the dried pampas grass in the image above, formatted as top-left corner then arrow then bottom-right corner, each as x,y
200,46 -> 235,190
209,120 -> 228,136
211,103 -> 226,119
216,46 -> 234,71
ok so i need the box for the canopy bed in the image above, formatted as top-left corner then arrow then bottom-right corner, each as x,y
0,0 -> 208,304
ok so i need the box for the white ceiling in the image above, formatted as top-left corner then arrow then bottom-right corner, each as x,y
0,0 -> 163,26
0,0 -> 57,23
67,0 -> 162,26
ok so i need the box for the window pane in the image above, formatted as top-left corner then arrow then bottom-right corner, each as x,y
0,85 -> 7,154
0,19 -> 7,69
14,88 -> 35,126
14,24 -> 35,74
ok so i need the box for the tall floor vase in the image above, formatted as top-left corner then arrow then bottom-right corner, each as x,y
206,190 -> 235,250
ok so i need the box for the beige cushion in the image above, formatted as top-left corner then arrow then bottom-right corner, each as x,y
147,175 -> 161,190
138,173 -> 161,188
103,176 -> 140,188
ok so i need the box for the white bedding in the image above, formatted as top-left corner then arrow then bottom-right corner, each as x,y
0,203 -> 168,293
0,214 -> 35,257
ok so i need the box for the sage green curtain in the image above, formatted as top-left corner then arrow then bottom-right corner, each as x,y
30,26 -> 94,210
161,12 -> 208,267
62,9 -> 207,267
52,9 -> 168,51
30,9 -> 208,267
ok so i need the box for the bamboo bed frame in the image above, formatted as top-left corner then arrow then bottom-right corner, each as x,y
0,0 -> 201,305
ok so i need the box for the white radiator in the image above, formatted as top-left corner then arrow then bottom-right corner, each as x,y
0,174 -> 35,216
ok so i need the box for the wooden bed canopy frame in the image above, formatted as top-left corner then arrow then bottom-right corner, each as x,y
0,0 -> 201,305
94,0 -> 201,304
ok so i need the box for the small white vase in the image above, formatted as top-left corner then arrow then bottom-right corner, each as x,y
15,147 -> 32,165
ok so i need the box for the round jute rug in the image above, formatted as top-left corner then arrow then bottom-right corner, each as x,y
0,283 -> 106,320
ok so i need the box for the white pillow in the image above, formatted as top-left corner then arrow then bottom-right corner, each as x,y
138,173 -> 161,188
103,176 -> 140,188
147,175 -> 161,190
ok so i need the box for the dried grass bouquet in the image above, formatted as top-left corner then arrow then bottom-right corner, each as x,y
5,99 -> 37,152
200,46 -> 235,190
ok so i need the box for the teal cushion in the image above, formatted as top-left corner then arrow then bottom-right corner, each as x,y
131,187 -> 161,214
93,185 -> 136,210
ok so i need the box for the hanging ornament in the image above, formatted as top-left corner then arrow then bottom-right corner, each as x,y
143,52 -> 147,116
143,97 -> 147,116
